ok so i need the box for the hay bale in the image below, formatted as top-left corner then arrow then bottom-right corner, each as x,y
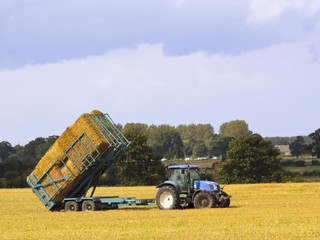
90,109 -> 103,115
27,110 -> 119,204
70,112 -> 109,155
31,127 -> 76,180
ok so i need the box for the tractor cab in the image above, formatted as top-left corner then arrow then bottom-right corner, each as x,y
167,165 -> 200,192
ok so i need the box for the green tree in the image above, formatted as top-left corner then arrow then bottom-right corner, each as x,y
183,139 -> 196,157
309,129 -> 320,158
219,136 -> 282,183
0,155 -> 20,179
0,154 -> 29,188
289,136 -> 305,158
98,165 -> 121,186
22,137 -> 58,161
193,140 -> 208,157
148,125 -> 184,159
194,124 -> 214,141
177,124 -> 214,157
123,123 -> 148,133
176,125 -> 190,140
0,141 -> 16,160
209,136 -> 234,158
264,136 -> 293,145
219,120 -> 252,138
0,136 -> 58,188
117,130 -> 166,186
177,124 -> 214,142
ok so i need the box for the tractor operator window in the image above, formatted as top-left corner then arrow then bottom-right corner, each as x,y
190,169 -> 200,181
169,169 -> 186,190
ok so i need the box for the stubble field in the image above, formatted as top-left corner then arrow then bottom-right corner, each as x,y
1,183 -> 320,240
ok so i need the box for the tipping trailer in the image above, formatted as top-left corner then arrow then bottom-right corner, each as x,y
27,111 -> 154,211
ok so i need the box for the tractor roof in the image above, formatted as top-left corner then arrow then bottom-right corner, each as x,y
167,165 -> 199,169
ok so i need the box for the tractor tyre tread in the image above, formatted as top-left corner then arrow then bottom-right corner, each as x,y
193,191 -> 215,209
156,186 -> 180,210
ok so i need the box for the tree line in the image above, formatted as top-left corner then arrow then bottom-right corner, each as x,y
0,136 -> 59,188
122,120 -> 252,161
1,120 -> 320,187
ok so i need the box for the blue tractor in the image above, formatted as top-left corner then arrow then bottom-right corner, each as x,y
156,165 -> 231,209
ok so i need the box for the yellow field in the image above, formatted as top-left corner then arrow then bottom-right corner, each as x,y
1,183 -> 320,240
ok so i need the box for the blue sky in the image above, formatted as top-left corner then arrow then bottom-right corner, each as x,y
1,0 -> 320,145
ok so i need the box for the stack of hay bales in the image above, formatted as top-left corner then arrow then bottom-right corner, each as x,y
27,110 -> 120,204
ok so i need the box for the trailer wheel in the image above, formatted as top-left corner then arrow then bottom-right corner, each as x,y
193,191 -> 215,209
156,186 -> 180,210
65,201 -> 80,212
82,200 -> 100,211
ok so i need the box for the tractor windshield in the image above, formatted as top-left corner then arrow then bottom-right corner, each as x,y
190,168 -> 201,181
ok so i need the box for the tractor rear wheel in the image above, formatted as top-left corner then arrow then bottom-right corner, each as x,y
193,191 -> 215,209
156,186 -> 180,210
82,200 -> 100,211
65,201 -> 80,212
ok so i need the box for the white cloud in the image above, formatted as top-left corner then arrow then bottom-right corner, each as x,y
1,38 -> 320,145
2,0 -> 320,71
247,0 -> 320,23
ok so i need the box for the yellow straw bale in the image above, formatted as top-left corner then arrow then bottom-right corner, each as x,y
28,110 -> 117,204
70,113 -> 109,154
31,127 -> 76,181
90,109 -> 103,115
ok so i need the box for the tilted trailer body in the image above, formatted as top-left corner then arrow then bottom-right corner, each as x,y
27,111 -> 154,211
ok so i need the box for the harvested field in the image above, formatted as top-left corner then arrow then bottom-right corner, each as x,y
1,183 -> 320,239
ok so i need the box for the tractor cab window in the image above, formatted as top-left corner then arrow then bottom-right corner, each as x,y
190,168 -> 201,182
168,169 -> 187,192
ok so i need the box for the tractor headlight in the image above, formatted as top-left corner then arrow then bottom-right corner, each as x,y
209,184 -> 217,190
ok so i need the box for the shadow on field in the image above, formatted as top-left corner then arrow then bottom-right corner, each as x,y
181,206 -> 240,210
114,205 -> 240,211
114,206 -> 157,211
222,205 -> 240,209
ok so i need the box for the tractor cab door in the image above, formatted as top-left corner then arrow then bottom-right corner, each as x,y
168,169 -> 188,193
189,168 -> 201,191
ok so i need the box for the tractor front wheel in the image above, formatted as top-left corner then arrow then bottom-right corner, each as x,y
156,186 -> 180,210
193,191 -> 215,209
